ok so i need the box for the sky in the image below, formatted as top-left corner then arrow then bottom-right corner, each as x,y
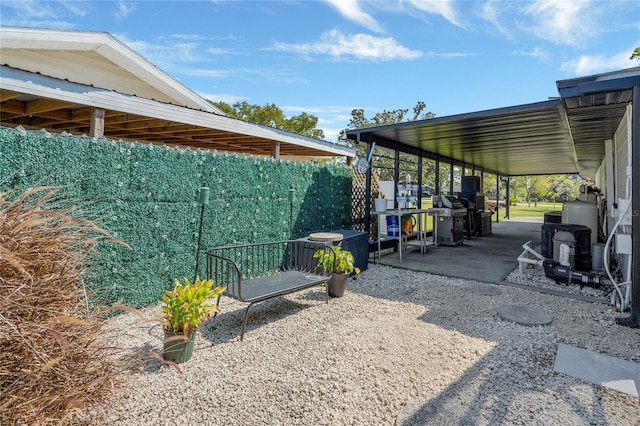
1,0 -> 639,142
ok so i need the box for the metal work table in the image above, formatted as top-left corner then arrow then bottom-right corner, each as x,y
371,208 -> 435,262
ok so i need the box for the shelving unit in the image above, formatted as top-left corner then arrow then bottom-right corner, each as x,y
370,208 -> 434,262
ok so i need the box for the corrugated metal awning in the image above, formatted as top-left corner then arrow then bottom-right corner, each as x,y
346,67 -> 640,177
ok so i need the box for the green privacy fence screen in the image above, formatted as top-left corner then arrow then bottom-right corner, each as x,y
0,127 -> 354,307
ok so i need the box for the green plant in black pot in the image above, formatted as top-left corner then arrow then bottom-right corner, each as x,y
161,277 -> 226,364
313,246 -> 361,298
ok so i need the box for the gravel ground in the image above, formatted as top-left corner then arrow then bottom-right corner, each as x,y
87,263 -> 640,425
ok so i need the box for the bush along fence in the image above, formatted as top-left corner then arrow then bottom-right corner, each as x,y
0,126 -> 354,308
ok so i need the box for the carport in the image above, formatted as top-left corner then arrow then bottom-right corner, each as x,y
346,67 -> 640,327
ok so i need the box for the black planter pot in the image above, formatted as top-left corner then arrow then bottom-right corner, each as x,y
327,273 -> 349,297
163,328 -> 196,364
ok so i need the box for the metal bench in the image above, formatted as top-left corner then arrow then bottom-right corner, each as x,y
206,240 -> 333,341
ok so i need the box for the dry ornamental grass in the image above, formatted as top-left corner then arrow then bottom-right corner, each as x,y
0,187 -> 134,425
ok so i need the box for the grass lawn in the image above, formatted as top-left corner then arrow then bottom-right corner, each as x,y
505,202 -> 562,218
405,200 -> 562,232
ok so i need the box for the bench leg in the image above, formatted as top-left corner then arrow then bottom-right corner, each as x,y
213,295 -> 222,318
240,302 -> 256,341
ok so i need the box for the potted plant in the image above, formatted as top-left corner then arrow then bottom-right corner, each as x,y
397,188 -> 408,204
374,192 -> 387,212
313,246 -> 361,297
161,277 -> 226,364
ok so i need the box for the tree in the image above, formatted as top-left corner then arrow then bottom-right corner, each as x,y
210,100 -> 325,139
631,47 -> 640,61
344,102 -> 436,181
345,102 -> 435,131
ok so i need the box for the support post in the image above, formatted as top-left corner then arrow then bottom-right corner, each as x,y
289,185 -> 295,240
271,141 -> 280,159
194,182 -> 209,283
90,107 -> 105,138
616,85 -> 640,327
364,142 -> 373,236
434,157 -> 440,195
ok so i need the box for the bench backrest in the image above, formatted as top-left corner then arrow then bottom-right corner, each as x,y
206,240 -> 331,296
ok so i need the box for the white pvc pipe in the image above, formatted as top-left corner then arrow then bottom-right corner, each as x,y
517,253 -> 544,274
521,241 -> 545,260
559,243 -> 571,267
604,175 -> 632,310
517,241 -> 546,273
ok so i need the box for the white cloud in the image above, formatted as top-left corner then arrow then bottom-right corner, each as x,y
324,0 -> 382,33
272,30 -> 422,61
408,0 -> 464,28
0,0 -> 85,27
561,48 -> 638,75
114,1 -> 135,20
3,0 -> 57,19
520,0 -> 596,46
115,34 -> 205,66
198,93 -> 249,104
424,51 -> 476,59
58,0 -> 87,17
182,69 -> 232,78
511,46 -> 548,59
206,47 -> 239,55
478,0 -> 511,38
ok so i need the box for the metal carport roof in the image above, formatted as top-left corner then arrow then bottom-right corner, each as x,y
346,67 -> 640,178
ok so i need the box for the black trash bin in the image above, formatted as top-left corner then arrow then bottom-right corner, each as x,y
332,229 -> 369,272
295,232 -> 343,273
543,211 -> 563,224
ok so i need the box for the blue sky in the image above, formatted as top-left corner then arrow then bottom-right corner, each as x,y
1,0 -> 638,142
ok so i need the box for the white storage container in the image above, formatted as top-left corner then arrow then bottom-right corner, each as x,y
562,200 -> 598,248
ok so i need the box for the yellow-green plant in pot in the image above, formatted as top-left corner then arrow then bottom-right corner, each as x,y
161,277 -> 225,364
313,246 -> 361,297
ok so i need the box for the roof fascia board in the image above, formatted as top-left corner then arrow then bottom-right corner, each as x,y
346,99 -> 564,136
0,26 -> 222,115
1,67 -> 354,157
352,129 -> 501,175
557,67 -> 640,98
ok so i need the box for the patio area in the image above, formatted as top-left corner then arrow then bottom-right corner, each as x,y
371,218 -> 543,283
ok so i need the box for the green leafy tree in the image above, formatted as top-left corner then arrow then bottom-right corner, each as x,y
345,102 -> 436,182
630,47 -> 640,61
210,100 -> 325,139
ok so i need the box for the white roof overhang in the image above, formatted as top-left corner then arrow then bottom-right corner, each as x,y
0,26 -> 222,114
0,65 -> 354,158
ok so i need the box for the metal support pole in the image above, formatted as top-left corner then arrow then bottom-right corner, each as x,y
449,161 -> 454,195
417,153 -> 423,205
394,150 -> 400,208
434,157 -> 440,195
364,142 -> 373,236
503,177 -> 511,219
616,85 -> 640,327
194,182 -> 209,283
495,175 -> 500,223
289,185 -> 295,240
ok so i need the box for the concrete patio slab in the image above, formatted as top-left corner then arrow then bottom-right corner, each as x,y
372,220 -> 542,283
554,343 -> 640,399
